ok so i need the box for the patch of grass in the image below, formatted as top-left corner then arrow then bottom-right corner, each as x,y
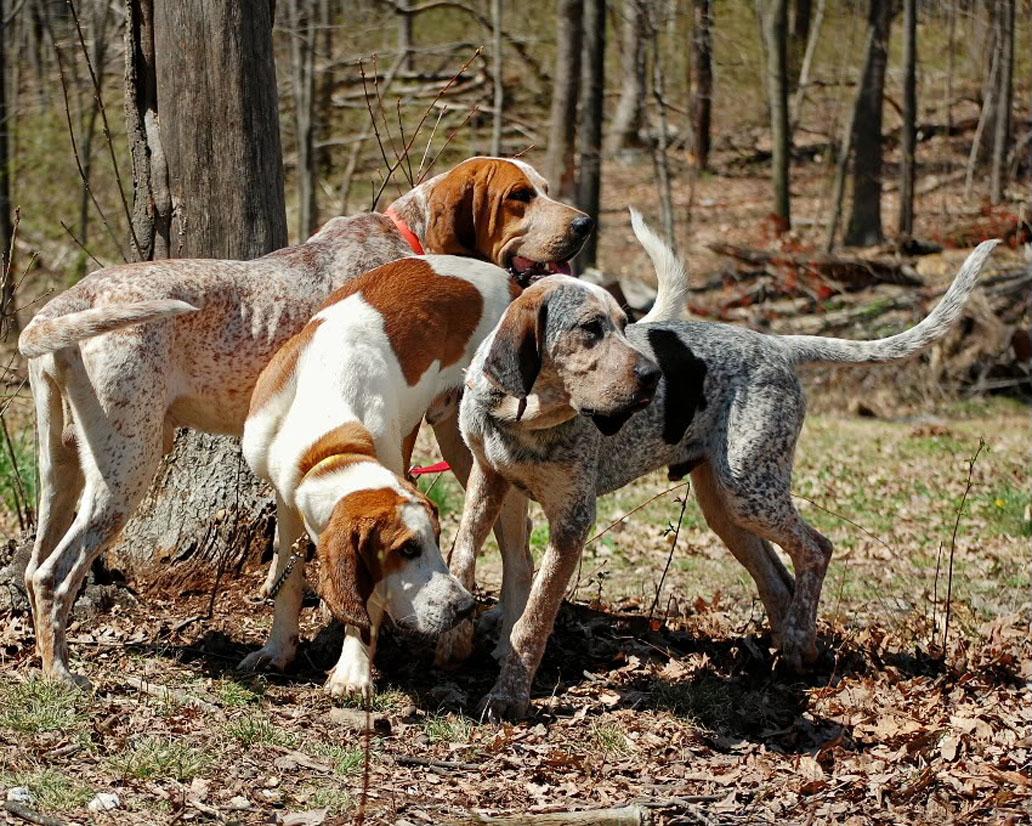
0,768 -> 93,812
424,713 -> 473,745
0,419 -> 37,534
213,678 -> 265,708
312,742 -> 365,776
652,674 -> 734,728
224,714 -> 297,748
303,784 -> 353,815
331,686 -> 412,713
418,474 -> 464,518
590,722 -> 632,757
529,521 -> 550,552
0,677 -> 86,735
978,484 -> 1032,537
108,736 -> 211,782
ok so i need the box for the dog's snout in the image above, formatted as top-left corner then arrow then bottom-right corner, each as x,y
570,215 -> 594,238
455,597 -> 476,622
636,360 -> 661,391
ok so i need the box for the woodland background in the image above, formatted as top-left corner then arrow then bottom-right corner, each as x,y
0,1 -> 1029,824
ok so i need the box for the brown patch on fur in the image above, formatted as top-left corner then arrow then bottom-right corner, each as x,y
249,319 -> 323,413
317,486 -> 435,627
298,421 -> 377,479
321,259 -> 485,386
423,158 -> 534,264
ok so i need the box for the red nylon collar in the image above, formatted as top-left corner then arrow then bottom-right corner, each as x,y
385,207 -> 425,255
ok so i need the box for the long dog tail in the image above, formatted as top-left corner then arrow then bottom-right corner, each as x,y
19,299 -> 199,359
779,239 -> 999,365
631,208 -> 692,324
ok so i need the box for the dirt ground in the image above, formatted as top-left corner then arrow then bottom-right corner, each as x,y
1,396 -> 1029,825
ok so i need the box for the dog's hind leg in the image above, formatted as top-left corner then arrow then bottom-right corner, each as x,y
690,461 -> 794,637
24,361 -> 84,623
29,347 -> 165,687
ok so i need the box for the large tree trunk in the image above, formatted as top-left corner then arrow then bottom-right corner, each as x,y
113,0 -> 287,576
988,0 -> 1014,204
490,0 -> 503,156
688,0 -> 712,171
844,0 -> 892,248
545,0 -> 583,200
762,0 -> 791,230
898,0 -> 916,239
575,0 -> 606,270
0,0 -> 16,336
607,0 -> 646,153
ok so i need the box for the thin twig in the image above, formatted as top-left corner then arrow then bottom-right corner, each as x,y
791,492 -> 898,557
59,220 -> 104,269
941,437 -> 985,655
648,493 -> 689,624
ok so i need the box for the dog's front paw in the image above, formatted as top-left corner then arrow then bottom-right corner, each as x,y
434,619 -> 474,668
477,687 -> 530,723
237,641 -> 296,673
47,664 -> 92,692
325,659 -> 373,701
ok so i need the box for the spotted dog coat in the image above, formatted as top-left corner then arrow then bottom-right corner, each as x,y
444,213 -> 998,720
238,256 -> 523,697
18,156 -> 589,688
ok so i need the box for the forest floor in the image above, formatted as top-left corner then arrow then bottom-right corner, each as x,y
1,398 -> 1029,825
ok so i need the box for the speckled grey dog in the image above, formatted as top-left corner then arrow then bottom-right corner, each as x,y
443,213 -> 998,720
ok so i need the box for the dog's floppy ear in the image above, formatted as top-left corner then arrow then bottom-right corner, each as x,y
424,171 -> 477,257
483,292 -> 549,402
317,519 -> 374,629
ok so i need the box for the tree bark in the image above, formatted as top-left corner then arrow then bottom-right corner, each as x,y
546,0 -> 583,200
844,0 -> 892,248
898,0 -> 916,239
113,0 -> 287,575
287,0 -> 317,240
490,0 -> 503,156
575,0 -> 606,270
0,0 -> 16,336
688,0 -> 712,170
762,0 -> 791,231
788,0 -> 811,87
607,0 -> 646,153
988,0 -> 1013,204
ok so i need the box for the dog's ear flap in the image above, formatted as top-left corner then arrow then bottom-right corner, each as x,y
317,520 -> 373,630
483,294 -> 549,403
424,173 -> 477,257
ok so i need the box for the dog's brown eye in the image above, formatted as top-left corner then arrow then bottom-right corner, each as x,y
399,541 -> 422,560
509,188 -> 535,203
582,318 -> 605,339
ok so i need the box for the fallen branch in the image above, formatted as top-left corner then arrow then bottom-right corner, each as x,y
396,755 -> 482,771
124,675 -> 217,712
449,804 -> 649,825
2,802 -> 68,826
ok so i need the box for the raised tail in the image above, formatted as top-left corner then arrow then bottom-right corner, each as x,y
19,299 -> 199,359
778,240 -> 999,365
631,208 -> 691,324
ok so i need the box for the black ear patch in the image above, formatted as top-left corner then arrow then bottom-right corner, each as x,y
646,327 -> 708,445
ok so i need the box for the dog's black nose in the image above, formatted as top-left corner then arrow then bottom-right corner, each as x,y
636,361 -> 661,391
570,216 -> 594,238
456,599 -> 476,621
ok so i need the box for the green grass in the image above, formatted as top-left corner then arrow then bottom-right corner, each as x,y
590,722 -> 632,757
312,742 -> 365,776
977,483 -> 1032,538
0,418 -> 37,526
0,768 -> 93,812
108,736 -> 211,782
331,686 -> 412,713
0,676 -> 86,736
417,473 -> 464,519
212,677 -> 266,708
424,713 -> 473,745
224,714 -> 297,748
302,784 -> 353,815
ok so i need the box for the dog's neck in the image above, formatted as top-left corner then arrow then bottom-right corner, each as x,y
384,178 -> 436,252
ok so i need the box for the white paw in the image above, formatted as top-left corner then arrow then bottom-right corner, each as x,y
324,658 -> 373,700
237,641 -> 296,673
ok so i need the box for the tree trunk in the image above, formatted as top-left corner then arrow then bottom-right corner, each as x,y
575,0 -> 606,270
397,5 -> 413,72
762,0 -> 791,230
0,0 -> 16,336
288,0 -> 317,240
988,0 -> 1013,204
688,0 -> 712,170
898,0 -> 916,239
113,0 -> 287,575
490,0 -> 503,156
788,0 -> 811,87
607,0 -> 646,153
546,0 -> 583,200
844,0 -> 892,248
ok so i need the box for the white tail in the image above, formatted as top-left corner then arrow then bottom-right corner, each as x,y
631,208 -> 691,324
19,299 -> 199,359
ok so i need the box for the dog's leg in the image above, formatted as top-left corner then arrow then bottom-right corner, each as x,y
239,496 -> 306,672
325,609 -> 383,699
434,461 -> 511,667
479,488 -> 594,721
690,462 -> 794,636
24,364 -> 83,624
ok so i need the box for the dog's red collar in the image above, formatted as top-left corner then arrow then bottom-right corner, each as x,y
385,207 -> 425,255
409,460 -> 451,477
